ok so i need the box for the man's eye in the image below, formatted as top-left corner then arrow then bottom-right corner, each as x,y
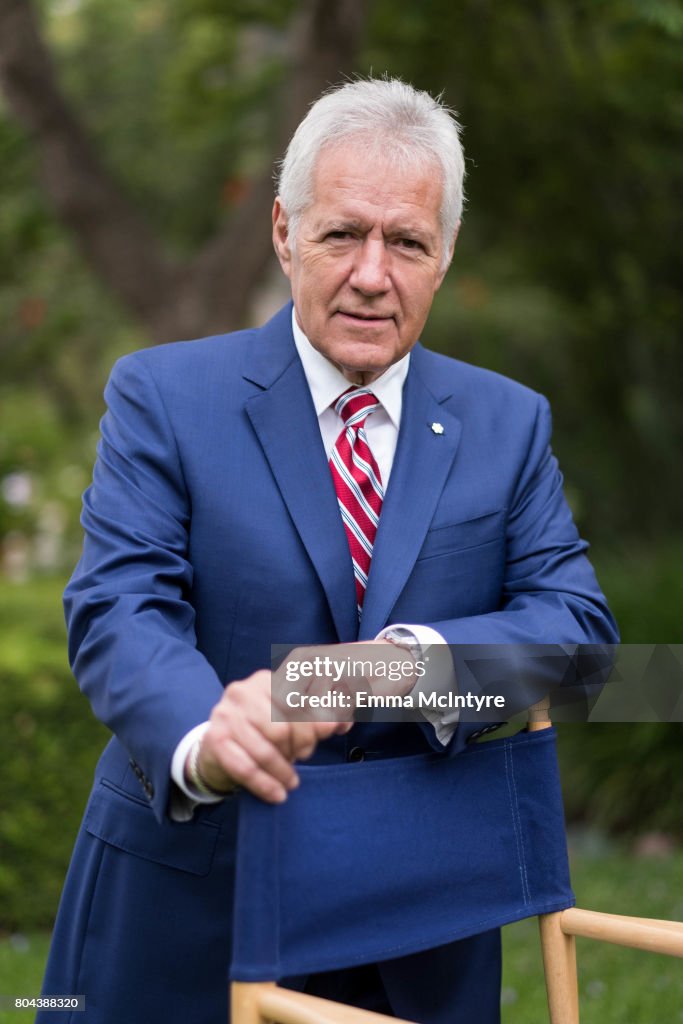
398,238 -> 423,251
326,230 -> 353,241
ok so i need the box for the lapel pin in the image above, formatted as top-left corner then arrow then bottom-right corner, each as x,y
430,422 -> 445,435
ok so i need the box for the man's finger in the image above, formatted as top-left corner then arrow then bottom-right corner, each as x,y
216,737 -> 297,803
228,717 -> 301,790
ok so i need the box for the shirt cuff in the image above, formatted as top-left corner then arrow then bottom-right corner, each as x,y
169,722 -> 224,821
376,624 -> 459,747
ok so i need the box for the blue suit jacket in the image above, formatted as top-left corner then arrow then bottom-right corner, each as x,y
43,303 -> 617,1023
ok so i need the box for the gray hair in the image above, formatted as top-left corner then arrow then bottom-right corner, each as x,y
276,77 -> 465,269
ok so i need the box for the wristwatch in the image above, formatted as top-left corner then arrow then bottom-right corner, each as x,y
383,628 -> 422,664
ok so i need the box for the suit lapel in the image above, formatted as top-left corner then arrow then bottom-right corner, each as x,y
359,348 -> 462,639
244,308 -> 359,642
243,310 -> 463,643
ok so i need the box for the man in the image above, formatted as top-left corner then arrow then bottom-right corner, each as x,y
40,78 -> 617,1023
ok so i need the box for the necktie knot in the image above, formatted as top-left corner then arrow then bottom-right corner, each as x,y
334,387 -> 381,429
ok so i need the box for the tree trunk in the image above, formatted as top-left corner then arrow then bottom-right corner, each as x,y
0,0 -> 370,341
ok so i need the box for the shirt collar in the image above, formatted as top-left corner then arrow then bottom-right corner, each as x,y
291,307 -> 408,429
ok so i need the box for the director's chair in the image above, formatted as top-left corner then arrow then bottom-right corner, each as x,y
230,706 -> 683,1024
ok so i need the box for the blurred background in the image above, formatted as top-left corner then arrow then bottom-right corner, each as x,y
0,0 -> 681,1017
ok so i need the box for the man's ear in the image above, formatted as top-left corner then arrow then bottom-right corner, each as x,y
448,220 -> 461,263
272,198 -> 292,278
435,220 -> 461,289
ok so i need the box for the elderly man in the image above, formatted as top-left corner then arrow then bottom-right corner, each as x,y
40,78 -> 617,1024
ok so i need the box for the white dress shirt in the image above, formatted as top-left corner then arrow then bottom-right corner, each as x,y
170,311 -> 457,817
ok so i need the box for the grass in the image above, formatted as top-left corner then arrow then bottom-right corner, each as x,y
0,933 -> 51,1024
502,842 -> 683,1022
1,848 -> 681,1023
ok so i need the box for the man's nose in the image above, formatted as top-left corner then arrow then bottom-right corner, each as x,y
349,239 -> 390,295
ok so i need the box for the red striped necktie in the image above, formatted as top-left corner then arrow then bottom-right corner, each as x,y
329,387 -> 385,616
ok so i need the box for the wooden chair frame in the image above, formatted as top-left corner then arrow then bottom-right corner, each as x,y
232,701 -> 683,1024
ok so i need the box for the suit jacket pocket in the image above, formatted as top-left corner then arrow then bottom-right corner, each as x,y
417,509 -> 506,562
84,779 -> 220,876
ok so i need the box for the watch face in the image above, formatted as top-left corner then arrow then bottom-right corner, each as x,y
386,632 -> 420,658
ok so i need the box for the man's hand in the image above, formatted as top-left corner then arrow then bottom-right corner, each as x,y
186,669 -> 352,804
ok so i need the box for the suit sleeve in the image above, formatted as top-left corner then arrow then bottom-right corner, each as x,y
64,353 -> 225,822
423,394 -> 619,750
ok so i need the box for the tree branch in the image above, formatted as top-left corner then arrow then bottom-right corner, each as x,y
0,0 -> 177,325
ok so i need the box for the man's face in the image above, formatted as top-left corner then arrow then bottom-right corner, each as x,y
273,144 -> 456,385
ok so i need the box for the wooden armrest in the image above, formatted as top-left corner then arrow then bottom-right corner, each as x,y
560,907 -> 683,957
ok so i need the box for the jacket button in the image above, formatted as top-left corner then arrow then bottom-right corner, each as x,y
347,746 -> 365,763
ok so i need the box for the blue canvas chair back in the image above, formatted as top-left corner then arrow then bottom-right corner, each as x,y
230,727 -> 574,982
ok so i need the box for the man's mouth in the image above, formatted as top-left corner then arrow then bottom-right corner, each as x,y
337,311 -> 393,322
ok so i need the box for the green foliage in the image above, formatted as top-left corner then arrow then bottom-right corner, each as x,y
366,0 -> 683,543
558,720 -> 683,839
0,578 -> 108,932
44,0 -> 295,248
555,542 -> 683,840
0,1 -> 309,575
593,540 -> 683,644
